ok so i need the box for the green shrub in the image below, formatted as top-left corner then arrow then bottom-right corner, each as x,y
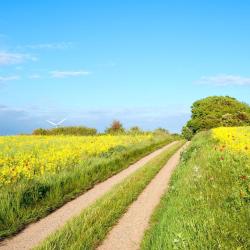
154,128 -> 170,135
128,126 -> 144,134
32,126 -> 97,136
181,125 -> 193,140
32,128 -> 48,135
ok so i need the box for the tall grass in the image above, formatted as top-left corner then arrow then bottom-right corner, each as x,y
35,141 -> 184,250
141,132 -> 250,250
0,135 -> 175,238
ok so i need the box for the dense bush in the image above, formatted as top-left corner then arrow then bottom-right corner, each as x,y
128,126 -> 144,134
154,128 -> 170,135
32,126 -> 97,136
32,128 -> 48,135
181,126 -> 193,141
182,96 -> 250,139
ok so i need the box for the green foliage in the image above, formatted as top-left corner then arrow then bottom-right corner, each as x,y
183,96 -> 250,138
105,120 -> 125,134
32,128 -> 48,135
154,128 -> 169,135
35,142 -> 184,250
181,126 -> 193,140
32,126 -> 97,136
141,132 -> 250,250
0,135 -> 174,238
128,126 -> 143,134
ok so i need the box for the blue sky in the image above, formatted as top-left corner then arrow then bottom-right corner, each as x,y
0,1 -> 250,134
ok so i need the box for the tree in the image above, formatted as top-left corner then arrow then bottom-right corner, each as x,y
105,120 -> 125,134
182,96 -> 250,139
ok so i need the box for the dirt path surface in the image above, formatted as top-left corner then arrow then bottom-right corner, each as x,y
0,141 -> 178,250
98,142 -> 189,250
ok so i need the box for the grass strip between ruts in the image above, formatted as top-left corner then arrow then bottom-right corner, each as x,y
35,141 -> 184,250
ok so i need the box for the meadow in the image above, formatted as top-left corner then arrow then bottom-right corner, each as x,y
0,133 -> 175,238
141,127 -> 250,249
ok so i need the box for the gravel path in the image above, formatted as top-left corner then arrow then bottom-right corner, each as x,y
98,142 -> 189,250
0,141 -> 177,250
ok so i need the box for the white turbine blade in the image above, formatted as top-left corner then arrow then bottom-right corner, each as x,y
57,118 -> 67,125
47,120 -> 57,126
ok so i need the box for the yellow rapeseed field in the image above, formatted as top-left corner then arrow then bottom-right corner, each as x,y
212,127 -> 250,155
0,134 -> 152,186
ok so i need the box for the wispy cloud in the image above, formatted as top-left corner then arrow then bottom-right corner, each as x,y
20,42 -> 73,50
0,75 -> 20,83
0,51 -> 37,65
50,70 -> 91,78
197,74 -> 250,86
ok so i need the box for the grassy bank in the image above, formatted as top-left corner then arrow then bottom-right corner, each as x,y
35,141 -> 184,250
0,135 -> 175,238
141,131 -> 250,250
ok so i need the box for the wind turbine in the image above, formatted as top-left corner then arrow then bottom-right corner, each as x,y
47,118 -> 67,128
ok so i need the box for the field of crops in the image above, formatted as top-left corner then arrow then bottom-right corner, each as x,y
142,127 -> 250,249
213,126 -> 250,155
0,134 -> 152,187
2,127 -> 248,248
0,133 -> 174,238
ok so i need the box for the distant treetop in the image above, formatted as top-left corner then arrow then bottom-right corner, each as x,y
105,120 -> 125,134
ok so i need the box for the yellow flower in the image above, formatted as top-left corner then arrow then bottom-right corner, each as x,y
0,134 -> 152,186
212,127 -> 250,155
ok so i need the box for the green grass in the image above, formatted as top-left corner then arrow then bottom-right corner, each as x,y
141,132 -> 250,250
35,141 -> 184,250
0,135 -> 175,239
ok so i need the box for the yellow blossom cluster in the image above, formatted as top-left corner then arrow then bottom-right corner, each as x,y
212,127 -> 250,155
0,134 -> 152,186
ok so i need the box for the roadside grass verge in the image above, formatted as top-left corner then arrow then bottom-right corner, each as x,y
0,135 -> 175,238
141,132 -> 250,250
35,141 -> 185,250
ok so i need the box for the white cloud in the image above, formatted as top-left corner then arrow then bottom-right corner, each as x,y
50,70 -> 91,78
21,42 -> 73,50
198,74 -> 250,86
0,51 -> 37,65
0,75 -> 20,82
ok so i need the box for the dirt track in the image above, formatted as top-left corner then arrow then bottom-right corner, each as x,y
98,142 -> 189,250
0,141 -> 178,250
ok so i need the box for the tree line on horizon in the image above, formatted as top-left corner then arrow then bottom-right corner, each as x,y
32,120 -> 171,136
32,96 -> 250,138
